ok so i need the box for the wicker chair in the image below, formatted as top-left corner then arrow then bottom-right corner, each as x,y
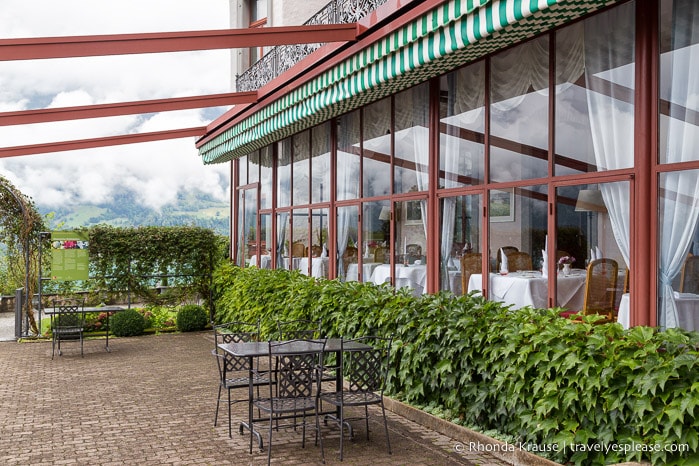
561,258 -> 619,323
680,256 -> 699,294
460,253 -> 482,295
506,251 -> 532,272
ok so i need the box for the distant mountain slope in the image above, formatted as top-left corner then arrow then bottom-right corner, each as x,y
38,189 -> 230,236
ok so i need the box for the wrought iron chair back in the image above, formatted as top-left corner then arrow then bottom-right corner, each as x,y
51,298 -> 86,359
319,335 -> 393,460
252,339 -> 326,465
277,318 -> 322,340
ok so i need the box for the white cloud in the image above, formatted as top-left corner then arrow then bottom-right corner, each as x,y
0,0 -> 233,214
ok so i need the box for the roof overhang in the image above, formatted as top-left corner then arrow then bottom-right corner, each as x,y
196,0 -> 619,164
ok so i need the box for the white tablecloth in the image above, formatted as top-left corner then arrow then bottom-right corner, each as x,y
248,254 -> 272,269
467,270 -> 586,310
346,262 -> 381,282
618,292 -> 699,330
298,257 -> 329,278
371,264 -> 427,288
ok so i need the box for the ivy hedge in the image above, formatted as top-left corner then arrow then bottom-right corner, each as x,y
212,263 -> 699,465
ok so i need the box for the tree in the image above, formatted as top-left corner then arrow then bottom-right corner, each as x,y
0,175 -> 47,335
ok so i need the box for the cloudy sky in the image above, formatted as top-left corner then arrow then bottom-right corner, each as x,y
0,0 -> 233,210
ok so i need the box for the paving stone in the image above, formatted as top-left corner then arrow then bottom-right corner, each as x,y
0,332 -> 513,465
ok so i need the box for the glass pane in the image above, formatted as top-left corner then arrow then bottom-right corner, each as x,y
236,189 -> 245,267
660,0 -> 699,164
555,182 -> 628,312
306,207 -> 329,278
337,111 -> 361,201
291,208 -> 308,272
395,83 -> 430,194
258,213 -> 272,269
311,123 -> 331,204
490,36 -> 549,182
362,99 -> 391,197
658,169 -> 699,329
440,194 -> 482,295
260,146 -> 273,209
277,139 -> 291,208
555,3 -> 635,173
337,205 -> 359,281
488,185 -> 547,304
275,212 -> 290,269
243,188 -> 258,266
363,201 -> 390,284
394,199 -> 427,295
293,131 -> 310,206
238,155 -> 248,187
440,61 -> 485,188
248,150 -> 260,184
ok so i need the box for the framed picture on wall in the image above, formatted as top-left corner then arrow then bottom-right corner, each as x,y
404,200 -> 423,225
490,188 -> 515,223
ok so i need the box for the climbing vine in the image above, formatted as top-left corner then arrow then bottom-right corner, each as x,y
0,175 -> 47,335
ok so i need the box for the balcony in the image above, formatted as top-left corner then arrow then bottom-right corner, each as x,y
236,0 -> 389,92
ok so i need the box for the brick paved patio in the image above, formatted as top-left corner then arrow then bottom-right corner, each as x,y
0,332 -> 514,465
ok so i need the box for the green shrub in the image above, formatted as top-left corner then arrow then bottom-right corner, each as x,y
212,264 -> 699,465
109,309 -> 145,337
176,304 -> 208,332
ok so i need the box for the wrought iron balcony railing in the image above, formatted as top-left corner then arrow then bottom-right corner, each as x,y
236,0 -> 389,92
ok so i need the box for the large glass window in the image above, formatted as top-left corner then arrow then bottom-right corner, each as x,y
291,208 -> 308,271
555,182 -> 629,312
363,201 -> 391,284
260,146 -> 273,210
555,2 -> 635,174
440,194 -> 481,295
292,131 -> 310,206
337,111 -> 361,201
248,150 -> 260,184
394,83 -> 430,194
277,139 -> 291,208
362,99 -> 391,198
439,61 -> 485,188
490,37 -> 549,182
311,123 -> 331,204
238,155 -> 248,187
337,205 -> 359,281
488,185 -> 547,302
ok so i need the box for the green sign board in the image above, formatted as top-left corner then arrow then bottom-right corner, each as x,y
50,231 -> 89,281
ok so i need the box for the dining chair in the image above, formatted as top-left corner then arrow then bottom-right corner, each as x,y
506,251 -> 532,272
460,253 -> 482,295
291,241 -> 306,258
680,256 -> 699,294
496,246 -> 518,271
319,335 -> 393,461
277,319 -> 336,386
560,258 -> 619,323
341,246 -> 358,276
374,247 -> 389,264
212,320 -> 272,438
251,339 -> 326,465
51,298 -> 86,359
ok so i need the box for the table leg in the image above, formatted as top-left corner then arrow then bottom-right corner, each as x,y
241,356 -> 263,452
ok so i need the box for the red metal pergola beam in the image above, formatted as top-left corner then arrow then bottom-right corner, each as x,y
0,24 -> 359,61
0,92 -> 257,126
0,127 -> 206,158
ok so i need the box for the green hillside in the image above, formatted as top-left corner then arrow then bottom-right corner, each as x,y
38,189 -> 230,236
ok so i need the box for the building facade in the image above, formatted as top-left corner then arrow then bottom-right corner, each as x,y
198,0 -> 699,330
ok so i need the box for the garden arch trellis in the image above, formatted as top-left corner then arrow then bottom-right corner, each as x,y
0,175 -> 46,337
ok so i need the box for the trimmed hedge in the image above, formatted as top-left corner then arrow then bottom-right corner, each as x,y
110,309 -> 145,337
176,304 -> 208,332
212,263 -> 699,465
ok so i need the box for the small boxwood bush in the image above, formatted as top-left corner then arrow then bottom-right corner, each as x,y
176,304 -> 208,332
110,309 -> 145,337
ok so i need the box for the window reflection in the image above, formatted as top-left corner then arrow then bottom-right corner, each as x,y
362,99 -> 391,197
394,83 -> 430,194
439,61 -> 485,187
440,194 -> 481,295
490,37 -> 549,182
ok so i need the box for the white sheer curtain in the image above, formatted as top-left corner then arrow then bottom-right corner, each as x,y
584,5 -> 633,269
659,0 -> 699,328
490,37 -> 548,112
275,212 -> 288,269
336,207 -> 352,280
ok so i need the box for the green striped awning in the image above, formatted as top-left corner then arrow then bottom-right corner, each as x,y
198,0 -> 617,164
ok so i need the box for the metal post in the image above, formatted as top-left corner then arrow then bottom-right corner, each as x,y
14,288 -> 22,339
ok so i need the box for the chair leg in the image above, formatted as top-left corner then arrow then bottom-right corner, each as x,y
267,413 -> 273,466
80,333 -> 84,358
227,389 -> 232,438
365,405 -> 370,440
316,408 -> 325,464
380,401 -> 391,455
214,385 -> 222,426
